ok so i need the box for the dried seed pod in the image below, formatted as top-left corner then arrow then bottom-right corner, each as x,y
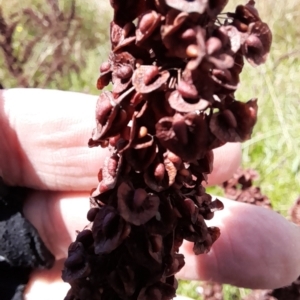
136,10 -> 161,44
243,21 -> 272,66
117,182 -> 160,225
63,0 -> 272,298
133,66 -> 170,94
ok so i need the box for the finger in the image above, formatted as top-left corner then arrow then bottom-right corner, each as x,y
178,197 -> 300,289
24,192 -> 300,289
0,89 -> 240,191
0,88 -> 109,191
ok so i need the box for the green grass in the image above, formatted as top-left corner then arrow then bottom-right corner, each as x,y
1,0 -> 299,299
233,0 -> 300,215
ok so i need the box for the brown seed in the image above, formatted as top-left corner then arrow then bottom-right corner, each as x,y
186,44 -> 198,58
138,126 -> 148,138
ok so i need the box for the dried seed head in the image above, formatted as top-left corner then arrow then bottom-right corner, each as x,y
65,0 -> 272,298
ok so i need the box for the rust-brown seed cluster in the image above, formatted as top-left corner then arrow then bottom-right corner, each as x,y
62,1 -> 272,299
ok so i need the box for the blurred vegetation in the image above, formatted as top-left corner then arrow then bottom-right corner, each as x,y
1,0 -> 299,299
0,0 -> 112,92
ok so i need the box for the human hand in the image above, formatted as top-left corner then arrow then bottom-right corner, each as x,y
1,89 -> 299,300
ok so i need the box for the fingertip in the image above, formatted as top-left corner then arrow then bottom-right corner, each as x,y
179,198 -> 300,289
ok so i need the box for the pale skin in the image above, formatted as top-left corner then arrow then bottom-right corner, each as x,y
0,89 -> 299,300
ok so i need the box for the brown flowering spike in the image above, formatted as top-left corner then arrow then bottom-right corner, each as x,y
117,182 -> 160,225
63,0 -> 272,298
